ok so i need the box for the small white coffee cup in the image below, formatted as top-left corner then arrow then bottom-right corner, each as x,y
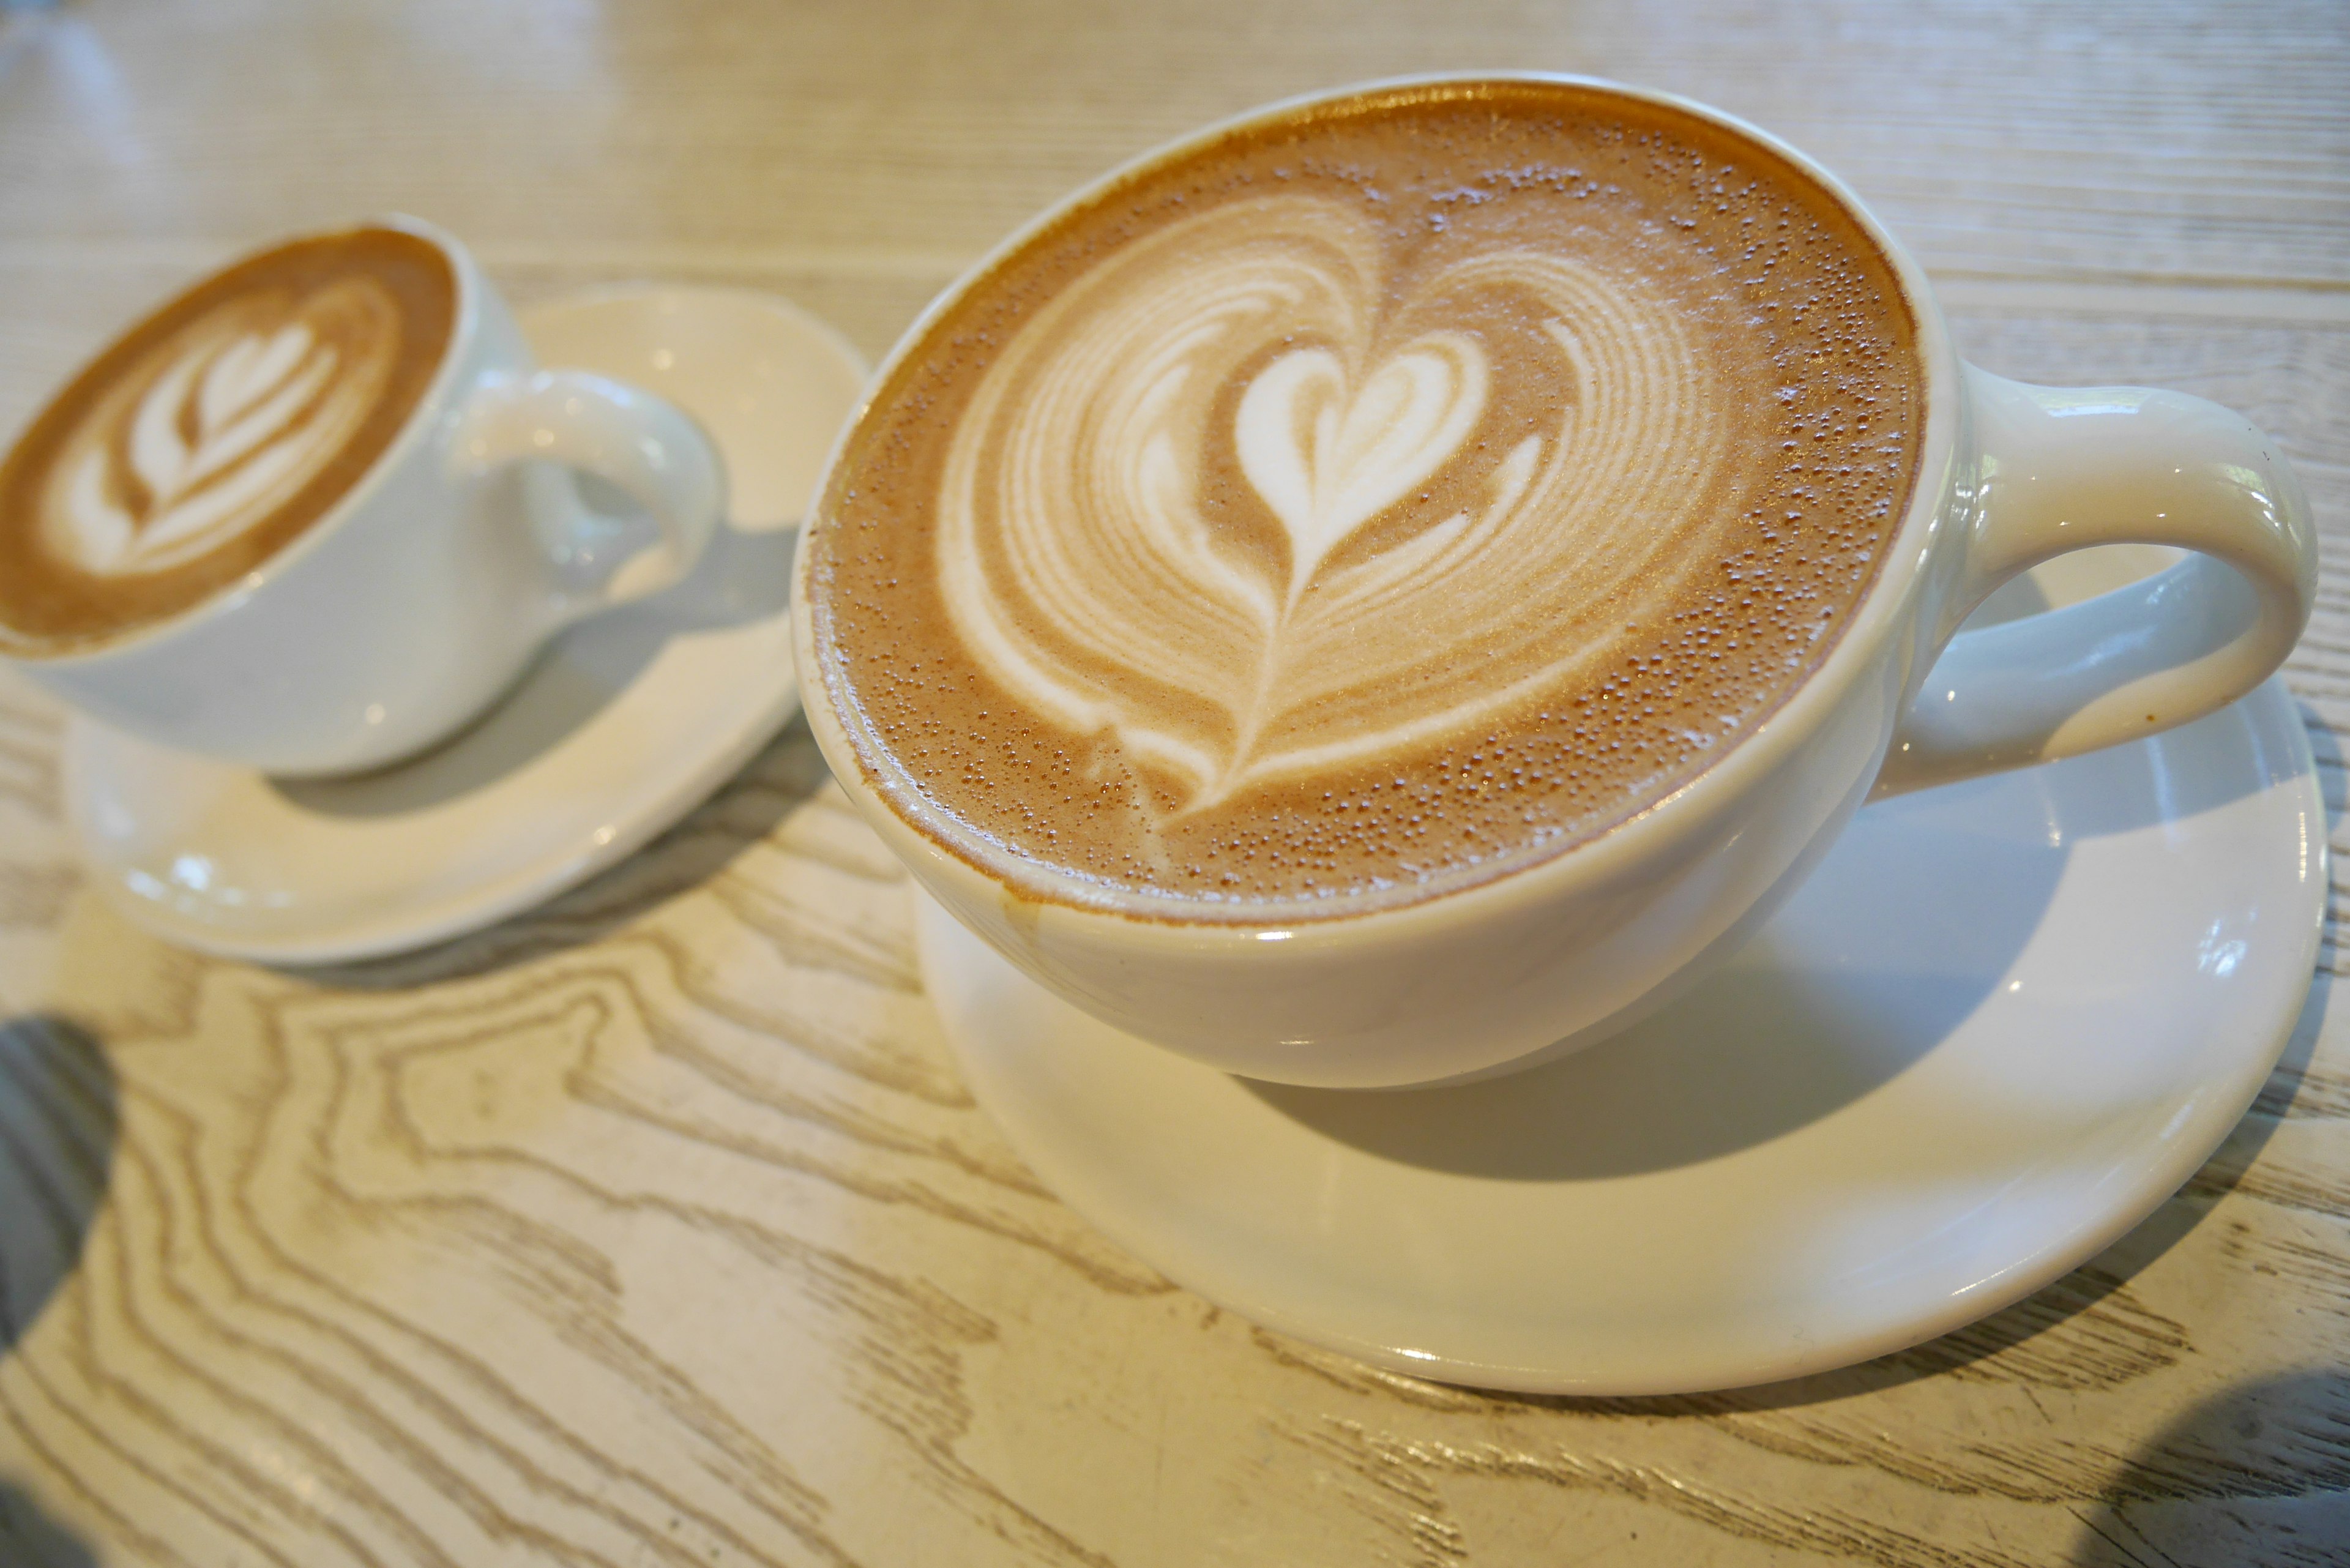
4,216 -> 723,776
796,75 -> 2318,1089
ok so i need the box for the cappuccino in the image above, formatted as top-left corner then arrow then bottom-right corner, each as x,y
807,80 -> 1923,919
0,225 -> 456,651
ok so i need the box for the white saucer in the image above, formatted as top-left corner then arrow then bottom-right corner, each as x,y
919,554 -> 2326,1395
67,285 -> 867,964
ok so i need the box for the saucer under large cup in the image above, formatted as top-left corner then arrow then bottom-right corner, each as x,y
65,285 -> 867,963
917,551 -> 2327,1395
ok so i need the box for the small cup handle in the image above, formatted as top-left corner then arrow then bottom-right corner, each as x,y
449,369 -> 726,614
1871,365 -> 2316,797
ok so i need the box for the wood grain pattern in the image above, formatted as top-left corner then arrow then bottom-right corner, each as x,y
0,1 -> 2346,1564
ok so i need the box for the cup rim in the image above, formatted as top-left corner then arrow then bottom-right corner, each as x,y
0,212 -> 483,666
795,70 -> 1963,949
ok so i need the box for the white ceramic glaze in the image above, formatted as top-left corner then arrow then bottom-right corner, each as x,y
794,73 -> 2319,1089
516,285 -> 868,531
16,218 -> 725,776
920,641 -> 2326,1394
64,284 -> 867,963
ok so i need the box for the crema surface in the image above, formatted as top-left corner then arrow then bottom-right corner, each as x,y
0,227 -> 455,651
809,81 -> 1924,919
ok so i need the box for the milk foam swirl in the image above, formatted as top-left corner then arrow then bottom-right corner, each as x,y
937,193 -> 1735,808
41,278 -> 399,577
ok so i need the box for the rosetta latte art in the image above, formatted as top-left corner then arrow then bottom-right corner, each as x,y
937,193 -> 1739,810
42,280 -> 399,577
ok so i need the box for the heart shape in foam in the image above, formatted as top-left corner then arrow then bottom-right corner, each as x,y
933,192 -> 1737,808
1235,335 -> 1488,597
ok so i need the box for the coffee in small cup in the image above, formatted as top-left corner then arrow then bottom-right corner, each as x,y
804,79 -> 1925,922
1,217 -> 723,777
0,225 -> 457,653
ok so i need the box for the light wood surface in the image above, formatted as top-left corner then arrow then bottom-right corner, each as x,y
1,2 -> 2346,1563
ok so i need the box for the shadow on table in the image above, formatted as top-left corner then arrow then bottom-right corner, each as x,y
0,1015 -> 116,1360
0,1475 -> 99,1568
0,1018 -> 114,1563
2066,1368 -> 2350,1567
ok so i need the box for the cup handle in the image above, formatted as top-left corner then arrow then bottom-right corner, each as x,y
1871,364 -> 2316,797
449,369 -> 726,613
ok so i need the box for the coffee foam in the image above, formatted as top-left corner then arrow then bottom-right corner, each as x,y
810,82 -> 1923,919
0,227 -> 455,651
45,279 -> 400,578
939,190 -> 1746,810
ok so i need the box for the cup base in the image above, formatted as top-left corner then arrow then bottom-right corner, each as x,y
917,671 -> 2321,1395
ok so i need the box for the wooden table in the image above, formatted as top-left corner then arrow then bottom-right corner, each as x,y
1,2 -> 2344,1562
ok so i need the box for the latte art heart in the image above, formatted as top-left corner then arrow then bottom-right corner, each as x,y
45,280 -> 400,577
811,81 -> 1922,917
938,194 -> 1733,807
1236,334 -> 1488,601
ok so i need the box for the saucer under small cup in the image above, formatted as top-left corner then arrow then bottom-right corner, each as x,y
65,284 -> 867,963
917,552 -> 2327,1395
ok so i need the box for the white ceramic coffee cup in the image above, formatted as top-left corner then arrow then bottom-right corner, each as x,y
794,73 -> 2318,1089
8,216 -> 723,776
